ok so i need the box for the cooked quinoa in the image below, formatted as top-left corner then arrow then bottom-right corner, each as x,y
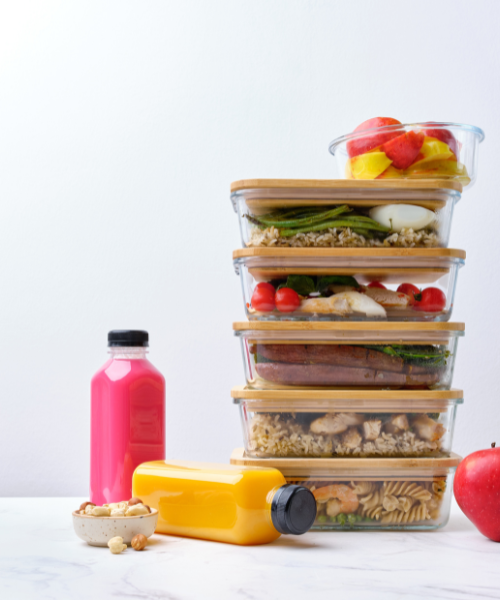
248,226 -> 440,248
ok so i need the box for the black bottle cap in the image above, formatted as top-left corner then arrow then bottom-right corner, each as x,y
107,330 -> 149,347
271,484 -> 317,535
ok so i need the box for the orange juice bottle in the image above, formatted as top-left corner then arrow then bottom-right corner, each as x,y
132,460 -> 316,545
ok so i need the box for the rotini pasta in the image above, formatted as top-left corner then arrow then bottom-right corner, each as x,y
381,502 -> 430,524
382,481 -> 432,502
359,488 -> 384,510
359,504 -> 383,520
350,481 -> 375,495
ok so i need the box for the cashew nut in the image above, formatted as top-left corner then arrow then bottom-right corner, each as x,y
92,506 -> 111,517
107,536 -> 126,554
125,504 -> 149,517
109,542 -> 127,554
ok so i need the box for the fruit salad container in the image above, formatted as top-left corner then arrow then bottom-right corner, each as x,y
328,121 -> 484,187
233,321 -> 464,390
230,448 -> 461,531
231,179 -> 462,249
232,386 -> 463,459
234,248 -> 465,322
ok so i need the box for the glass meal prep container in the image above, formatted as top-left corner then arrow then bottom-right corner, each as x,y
231,178 -> 462,249
234,248 -> 465,322
231,386 -> 463,459
230,448 -> 461,531
328,121 -> 484,187
233,321 -> 464,390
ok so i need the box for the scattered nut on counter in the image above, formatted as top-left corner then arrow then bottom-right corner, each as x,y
75,498 -> 153,518
131,534 -> 148,551
107,536 -> 127,554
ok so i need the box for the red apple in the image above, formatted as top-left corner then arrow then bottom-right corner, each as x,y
422,123 -> 459,159
454,442 -> 500,542
381,130 -> 425,170
347,117 -> 403,158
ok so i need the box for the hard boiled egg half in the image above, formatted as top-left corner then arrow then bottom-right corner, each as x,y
369,204 -> 435,233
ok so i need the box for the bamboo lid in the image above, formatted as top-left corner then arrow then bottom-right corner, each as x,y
233,321 -> 465,332
233,247 -> 466,260
230,179 -> 463,194
230,447 -> 462,470
230,386 -> 463,402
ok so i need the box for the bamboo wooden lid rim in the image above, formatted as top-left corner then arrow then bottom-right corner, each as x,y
233,321 -> 465,332
233,247 -> 466,260
230,447 -> 462,469
230,385 -> 463,401
230,178 -> 463,194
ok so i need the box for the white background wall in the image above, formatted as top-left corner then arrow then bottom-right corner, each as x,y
1,0 -> 499,496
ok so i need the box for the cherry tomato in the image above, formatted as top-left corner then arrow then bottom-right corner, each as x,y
367,281 -> 387,289
397,283 -> 420,304
275,287 -> 301,313
251,282 -> 275,312
413,287 -> 446,312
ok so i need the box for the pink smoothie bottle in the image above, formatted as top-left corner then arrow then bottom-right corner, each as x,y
90,330 -> 165,505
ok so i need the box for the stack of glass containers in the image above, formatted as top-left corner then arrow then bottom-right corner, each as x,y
229,122 -> 483,531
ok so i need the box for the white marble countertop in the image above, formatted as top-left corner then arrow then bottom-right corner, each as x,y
1,498 -> 499,600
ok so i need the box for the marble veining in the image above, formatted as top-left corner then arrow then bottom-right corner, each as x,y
0,498 -> 499,600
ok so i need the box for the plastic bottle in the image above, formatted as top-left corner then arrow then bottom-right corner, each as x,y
132,460 -> 317,545
90,330 -> 165,505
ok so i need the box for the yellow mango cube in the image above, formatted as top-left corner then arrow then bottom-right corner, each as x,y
348,151 -> 392,180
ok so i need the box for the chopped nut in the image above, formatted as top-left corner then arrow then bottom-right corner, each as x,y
79,501 -> 95,511
85,504 -> 95,515
126,504 -> 149,517
143,505 -> 152,514
128,497 -> 143,506
131,534 -> 148,551
110,509 -> 126,517
92,506 -> 111,517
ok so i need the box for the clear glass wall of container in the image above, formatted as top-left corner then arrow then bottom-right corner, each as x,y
231,179 -> 461,249
234,248 -> 465,323
231,448 -> 461,531
234,322 -> 464,390
232,387 -> 463,459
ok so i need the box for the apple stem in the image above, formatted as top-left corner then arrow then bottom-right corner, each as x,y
492,442 -> 496,448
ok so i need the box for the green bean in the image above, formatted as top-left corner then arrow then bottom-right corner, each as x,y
351,228 -> 376,239
255,205 -> 351,228
279,219 -> 390,237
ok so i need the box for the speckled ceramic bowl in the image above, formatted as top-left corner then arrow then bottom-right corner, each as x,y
72,508 -> 158,547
